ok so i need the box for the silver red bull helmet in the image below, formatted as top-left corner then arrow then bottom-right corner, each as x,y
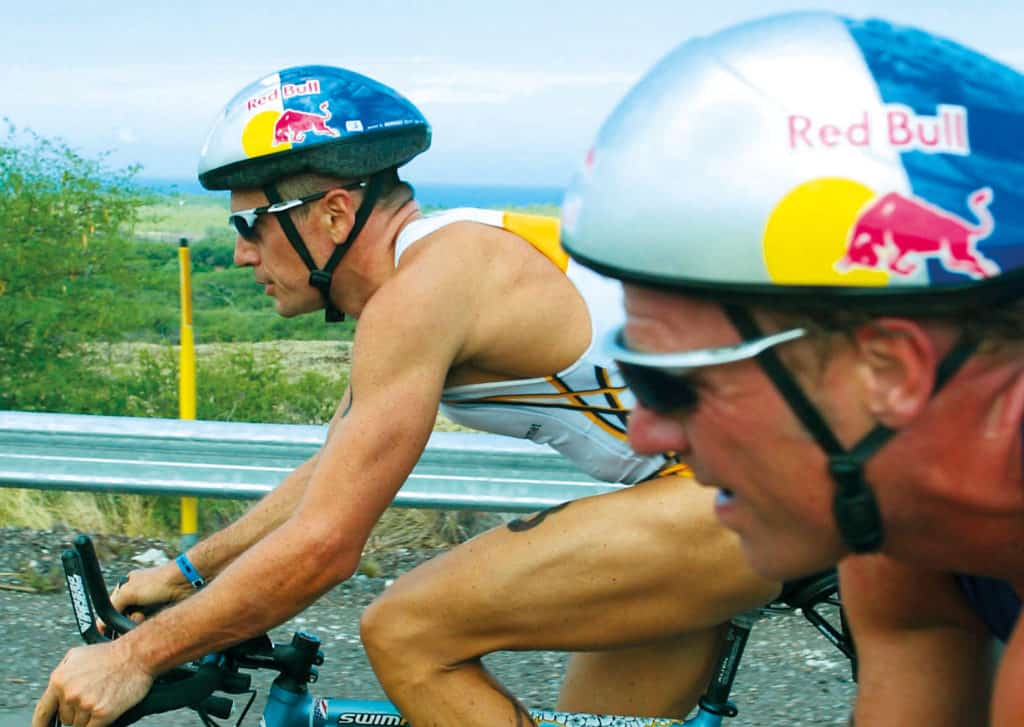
561,12 -> 1024,312
562,13 -> 1024,556
198,65 -> 430,190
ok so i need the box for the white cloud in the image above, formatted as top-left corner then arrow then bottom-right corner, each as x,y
403,65 -> 641,106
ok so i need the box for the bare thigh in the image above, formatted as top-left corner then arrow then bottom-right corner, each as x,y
365,475 -> 779,660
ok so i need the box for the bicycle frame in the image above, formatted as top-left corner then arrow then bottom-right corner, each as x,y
249,610 -> 761,727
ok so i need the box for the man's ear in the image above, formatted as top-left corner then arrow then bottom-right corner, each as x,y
320,187 -> 358,244
850,318 -> 938,427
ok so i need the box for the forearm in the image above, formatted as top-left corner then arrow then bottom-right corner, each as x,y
184,454 -> 319,579
123,513 -> 361,673
853,634 -> 993,725
841,559 -> 996,726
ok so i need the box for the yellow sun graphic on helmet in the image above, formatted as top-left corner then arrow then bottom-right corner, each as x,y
763,177 -> 890,286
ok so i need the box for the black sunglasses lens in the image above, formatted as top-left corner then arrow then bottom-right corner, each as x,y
229,214 -> 258,241
619,362 -> 698,414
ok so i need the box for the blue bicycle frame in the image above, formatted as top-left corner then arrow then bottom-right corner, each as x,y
255,610 -> 760,727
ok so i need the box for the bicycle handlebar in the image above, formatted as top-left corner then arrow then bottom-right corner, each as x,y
59,536 -> 233,726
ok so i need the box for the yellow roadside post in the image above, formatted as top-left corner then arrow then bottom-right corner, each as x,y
178,238 -> 199,549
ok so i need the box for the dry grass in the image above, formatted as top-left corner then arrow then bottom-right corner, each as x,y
0,489 -> 169,536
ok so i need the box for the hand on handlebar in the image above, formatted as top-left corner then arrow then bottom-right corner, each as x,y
32,641 -> 154,727
104,562 -> 194,632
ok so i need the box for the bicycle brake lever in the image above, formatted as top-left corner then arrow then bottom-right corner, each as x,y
60,549 -> 108,644
72,535 -> 139,636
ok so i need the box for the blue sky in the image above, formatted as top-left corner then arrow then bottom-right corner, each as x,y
2,1 -> 1021,188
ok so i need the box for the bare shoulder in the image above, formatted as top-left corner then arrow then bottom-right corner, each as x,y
350,222 -> 499,373
373,215 -> 589,380
396,217 -> 534,271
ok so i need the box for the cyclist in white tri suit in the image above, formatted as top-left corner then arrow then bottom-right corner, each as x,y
33,66 -> 777,727
400,207 -> 675,485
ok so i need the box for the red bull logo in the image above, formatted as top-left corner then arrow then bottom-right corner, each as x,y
762,178 -> 1000,287
836,188 -> 997,279
247,79 -> 322,111
788,104 -> 969,156
272,101 -> 340,145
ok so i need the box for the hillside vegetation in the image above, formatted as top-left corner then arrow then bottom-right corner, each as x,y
1,127 -> 553,544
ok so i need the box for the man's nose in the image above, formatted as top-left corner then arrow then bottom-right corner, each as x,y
234,237 -> 258,267
626,405 -> 692,456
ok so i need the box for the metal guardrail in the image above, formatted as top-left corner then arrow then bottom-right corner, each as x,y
0,411 -> 623,512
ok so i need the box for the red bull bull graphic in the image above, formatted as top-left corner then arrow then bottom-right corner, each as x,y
836,187 -> 997,280
761,178 -> 1002,287
273,101 -> 340,145
788,103 -> 968,156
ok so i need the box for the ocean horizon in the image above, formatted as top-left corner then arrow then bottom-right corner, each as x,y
135,176 -> 565,209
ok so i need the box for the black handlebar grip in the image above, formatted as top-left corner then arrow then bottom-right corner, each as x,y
109,660 -> 224,727
60,549 -> 108,644
73,535 -> 139,636
201,694 -> 234,719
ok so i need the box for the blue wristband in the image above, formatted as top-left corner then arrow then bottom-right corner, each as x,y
175,553 -> 207,589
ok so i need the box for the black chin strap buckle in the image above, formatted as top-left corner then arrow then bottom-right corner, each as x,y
829,455 -> 884,553
308,269 -> 332,294
307,270 -> 344,322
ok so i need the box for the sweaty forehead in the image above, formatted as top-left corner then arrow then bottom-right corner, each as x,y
622,286 -> 739,349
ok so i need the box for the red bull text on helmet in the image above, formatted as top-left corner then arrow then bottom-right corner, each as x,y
788,104 -> 968,156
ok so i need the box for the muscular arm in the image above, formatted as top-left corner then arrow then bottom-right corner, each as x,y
187,452 -> 318,577
840,555 -> 996,726
114,236 -> 485,675
184,398 -> 351,579
111,404 -> 349,612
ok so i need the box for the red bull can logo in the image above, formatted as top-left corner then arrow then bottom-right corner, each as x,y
240,77 -> 348,160
836,188 -> 998,279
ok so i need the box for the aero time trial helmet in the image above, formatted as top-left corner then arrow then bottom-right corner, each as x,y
562,12 -> 1024,314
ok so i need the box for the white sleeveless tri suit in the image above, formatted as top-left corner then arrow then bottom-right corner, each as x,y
395,208 -> 683,485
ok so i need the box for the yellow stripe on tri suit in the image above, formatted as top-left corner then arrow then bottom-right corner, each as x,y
545,374 -> 629,440
656,460 -> 694,478
502,211 -> 568,271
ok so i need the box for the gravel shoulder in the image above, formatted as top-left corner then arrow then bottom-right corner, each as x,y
0,526 -> 854,725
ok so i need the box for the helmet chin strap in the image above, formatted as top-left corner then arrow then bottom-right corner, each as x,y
723,305 -> 978,554
264,173 -> 385,322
